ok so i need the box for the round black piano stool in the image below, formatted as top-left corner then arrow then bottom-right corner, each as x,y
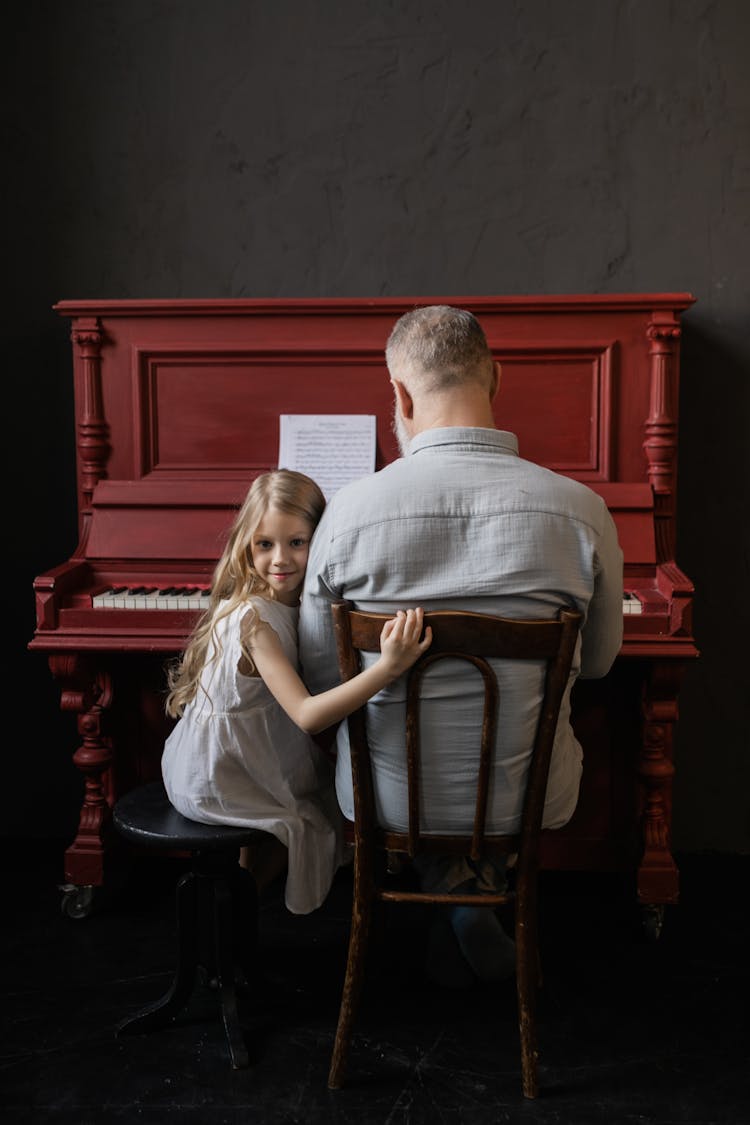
112,780 -> 267,1069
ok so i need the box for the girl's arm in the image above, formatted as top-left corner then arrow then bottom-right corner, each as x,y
247,608 -> 432,735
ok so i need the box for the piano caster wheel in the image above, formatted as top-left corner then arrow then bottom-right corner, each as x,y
641,903 -> 665,942
59,883 -> 96,920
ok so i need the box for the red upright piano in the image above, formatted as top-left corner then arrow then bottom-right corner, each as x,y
30,295 -> 697,931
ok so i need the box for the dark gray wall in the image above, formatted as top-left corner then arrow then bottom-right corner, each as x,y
8,1 -> 749,854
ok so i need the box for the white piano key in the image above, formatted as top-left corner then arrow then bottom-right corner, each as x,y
152,587 -> 176,609
134,587 -> 157,609
142,589 -> 166,609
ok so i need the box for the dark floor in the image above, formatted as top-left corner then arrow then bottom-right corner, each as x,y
1,848 -> 747,1125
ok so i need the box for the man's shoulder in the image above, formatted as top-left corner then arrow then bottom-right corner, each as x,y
518,459 -> 609,518
530,461 -> 600,497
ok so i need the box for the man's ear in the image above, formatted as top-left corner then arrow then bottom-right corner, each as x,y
391,378 -> 414,420
489,360 -> 502,400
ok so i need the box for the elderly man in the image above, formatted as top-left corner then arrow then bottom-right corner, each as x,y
298,305 -> 623,984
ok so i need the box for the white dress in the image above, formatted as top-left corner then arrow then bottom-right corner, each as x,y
161,596 -> 342,914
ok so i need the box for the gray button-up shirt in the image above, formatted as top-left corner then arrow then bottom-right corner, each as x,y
298,427 -> 623,834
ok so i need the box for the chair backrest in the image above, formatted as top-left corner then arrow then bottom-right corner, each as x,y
331,603 -> 583,871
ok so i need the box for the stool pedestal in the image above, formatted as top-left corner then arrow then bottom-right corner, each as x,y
113,782 -> 266,1069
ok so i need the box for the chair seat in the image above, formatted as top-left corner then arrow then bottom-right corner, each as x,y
113,781 -> 264,851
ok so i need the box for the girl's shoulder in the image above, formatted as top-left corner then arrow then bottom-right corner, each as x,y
238,596 -> 298,657
243,594 -> 298,628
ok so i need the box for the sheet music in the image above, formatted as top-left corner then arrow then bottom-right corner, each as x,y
278,414 -> 377,499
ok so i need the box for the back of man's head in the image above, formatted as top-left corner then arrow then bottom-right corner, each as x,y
385,305 -> 494,392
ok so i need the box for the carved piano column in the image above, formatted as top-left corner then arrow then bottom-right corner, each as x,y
49,654 -> 115,912
644,316 -> 682,561
71,320 -> 110,535
637,659 -> 685,934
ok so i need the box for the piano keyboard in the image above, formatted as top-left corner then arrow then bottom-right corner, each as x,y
92,586 -> 211,611
92,585 -> 643,616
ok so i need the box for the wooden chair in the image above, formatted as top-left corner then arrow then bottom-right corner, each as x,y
327,603 -> 583,1098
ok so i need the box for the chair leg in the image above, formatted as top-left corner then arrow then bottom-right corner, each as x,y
515,888 -> 540,1099
517,963 -> 539,1098
327,887 -> 373,1088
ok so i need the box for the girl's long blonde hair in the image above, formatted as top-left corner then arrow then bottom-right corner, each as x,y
165,469 -> 326,718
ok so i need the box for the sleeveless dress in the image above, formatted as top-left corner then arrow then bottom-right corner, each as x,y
161,596 -> 342,914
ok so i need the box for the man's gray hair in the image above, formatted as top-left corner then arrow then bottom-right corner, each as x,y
385,305 -> 494,390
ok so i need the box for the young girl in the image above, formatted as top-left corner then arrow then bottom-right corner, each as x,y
161,469 -> 431,915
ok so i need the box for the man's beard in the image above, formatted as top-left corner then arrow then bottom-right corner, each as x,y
392,406 -> 411,457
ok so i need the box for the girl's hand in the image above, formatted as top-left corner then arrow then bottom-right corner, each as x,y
378,608 -> 432,677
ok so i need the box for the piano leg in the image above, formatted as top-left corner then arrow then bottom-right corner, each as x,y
49,654 -> 115,913
636,658 -> 686,934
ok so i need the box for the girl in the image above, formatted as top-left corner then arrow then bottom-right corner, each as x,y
161,469 -> 431,915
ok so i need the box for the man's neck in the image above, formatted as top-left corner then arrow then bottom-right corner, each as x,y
415,401 -> 497,432
413,381 -> 497,432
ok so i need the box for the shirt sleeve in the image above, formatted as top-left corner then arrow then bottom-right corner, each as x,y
298,504 -> 342,695
579,499 -> 624,679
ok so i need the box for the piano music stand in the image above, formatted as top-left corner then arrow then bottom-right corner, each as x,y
112,781 -> 265,1068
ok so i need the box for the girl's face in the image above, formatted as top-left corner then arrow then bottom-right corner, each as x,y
250,506 -> 315,606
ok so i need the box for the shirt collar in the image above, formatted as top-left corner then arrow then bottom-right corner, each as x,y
408,427 -> 519,457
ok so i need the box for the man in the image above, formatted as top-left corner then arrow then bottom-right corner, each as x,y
298,305 -> 623,984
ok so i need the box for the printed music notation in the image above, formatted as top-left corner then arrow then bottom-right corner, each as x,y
278,414 -> 377,499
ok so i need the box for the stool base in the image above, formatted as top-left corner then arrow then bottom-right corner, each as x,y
117,850 -> 258,1069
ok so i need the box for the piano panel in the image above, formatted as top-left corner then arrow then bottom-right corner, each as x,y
488,343 -> 613,477
146,352 -> 397,474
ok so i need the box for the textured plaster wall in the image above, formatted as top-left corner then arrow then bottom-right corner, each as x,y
7,0 -> 749,852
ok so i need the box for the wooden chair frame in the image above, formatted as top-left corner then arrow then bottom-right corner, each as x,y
327,603 -> 583,1098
